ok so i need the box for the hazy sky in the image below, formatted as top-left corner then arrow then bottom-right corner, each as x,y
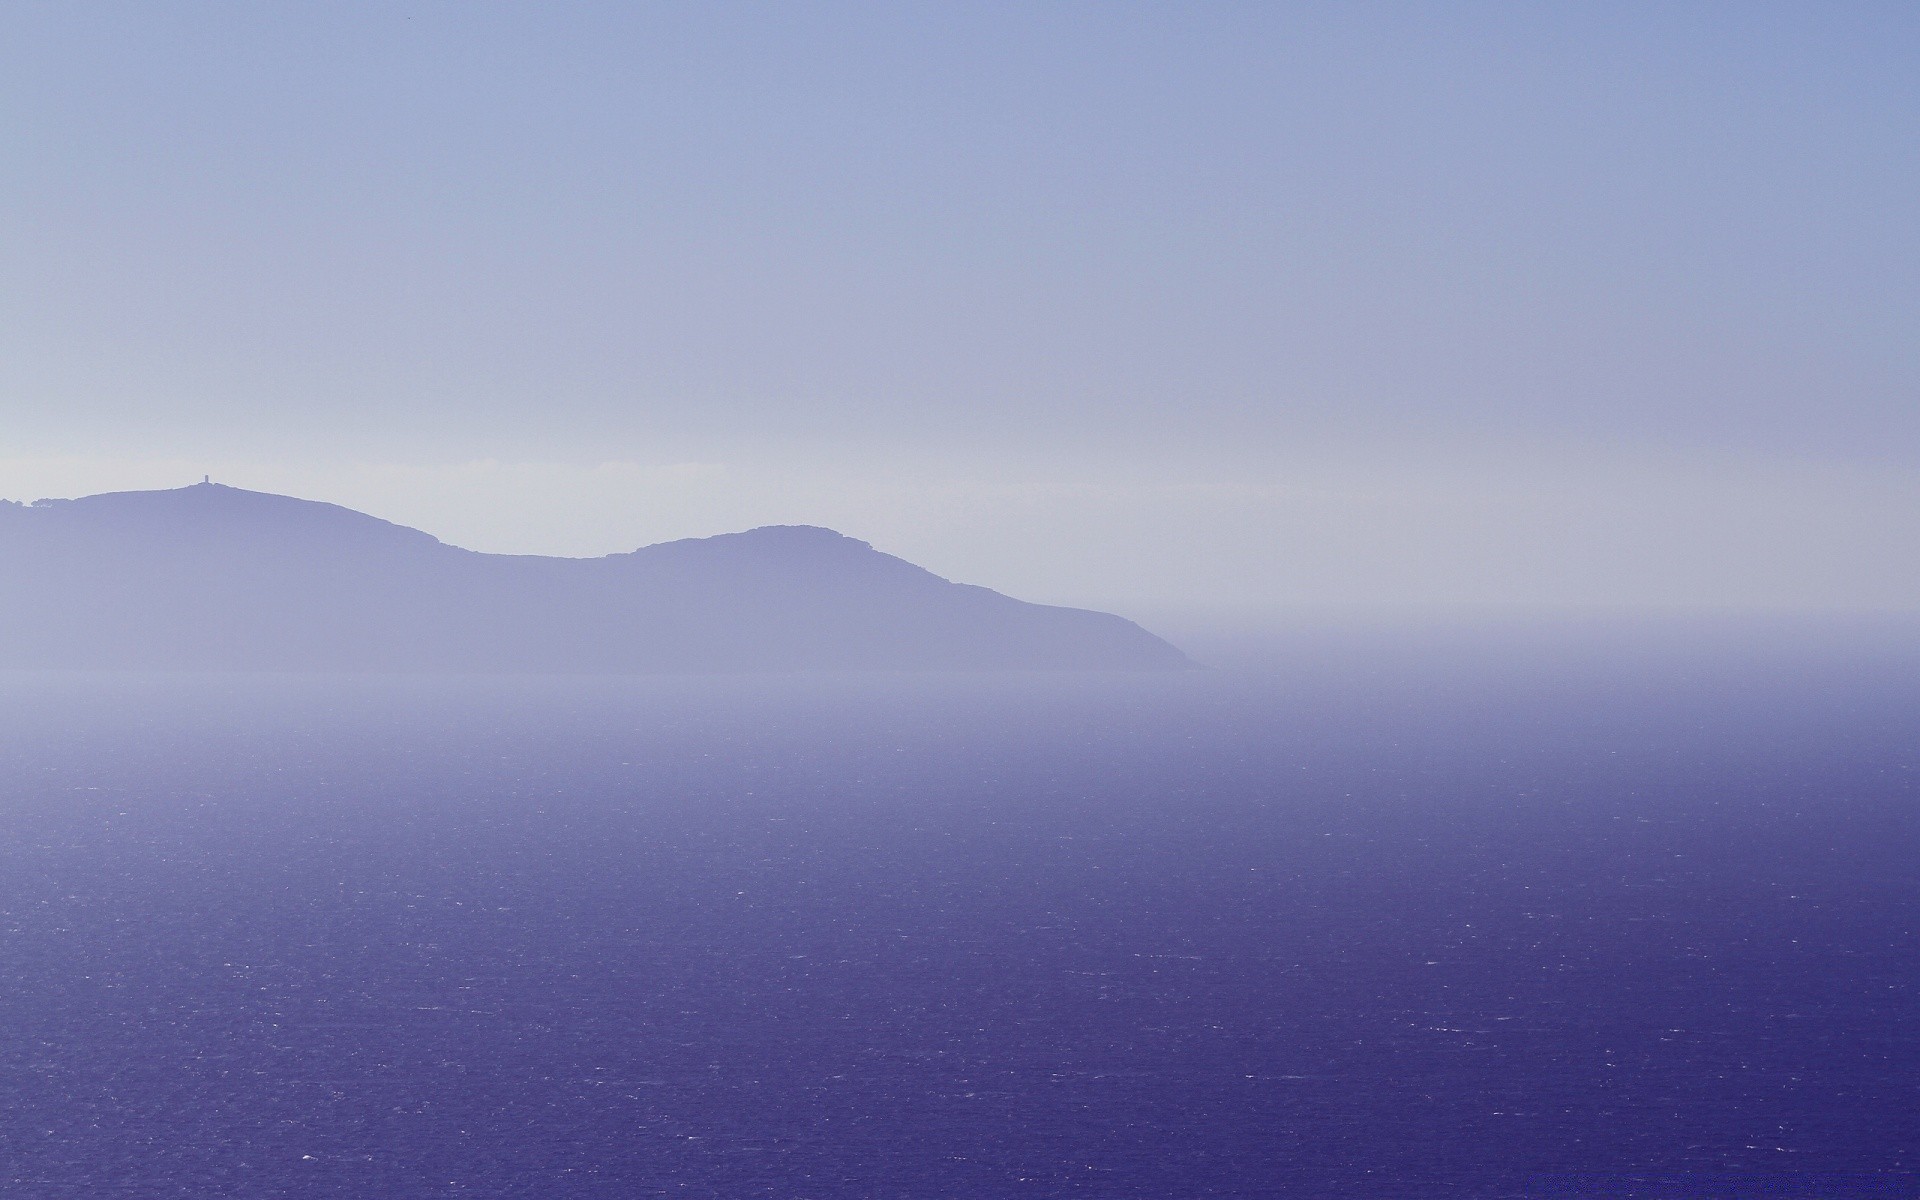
5,2 -> 1917,613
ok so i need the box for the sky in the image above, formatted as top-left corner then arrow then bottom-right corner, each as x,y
4,1 -> 1917,615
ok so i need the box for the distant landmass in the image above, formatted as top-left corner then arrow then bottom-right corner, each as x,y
0,483 -> 1190,672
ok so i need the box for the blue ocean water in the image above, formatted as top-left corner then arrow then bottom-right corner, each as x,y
1,620 -> 1916,1198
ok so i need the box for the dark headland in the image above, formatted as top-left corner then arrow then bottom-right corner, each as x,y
0,483 -> 1190,672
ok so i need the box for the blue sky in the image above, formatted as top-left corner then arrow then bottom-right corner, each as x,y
4,2 -> 1916,612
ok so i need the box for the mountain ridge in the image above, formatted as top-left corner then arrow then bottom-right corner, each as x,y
0,483 -> 1190,672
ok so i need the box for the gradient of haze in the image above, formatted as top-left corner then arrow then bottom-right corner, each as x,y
4,1 -> 1916,616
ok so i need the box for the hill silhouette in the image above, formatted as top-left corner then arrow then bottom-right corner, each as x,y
0,483 -> 1190,672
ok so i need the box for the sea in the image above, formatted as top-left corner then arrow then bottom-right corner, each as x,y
2,615 -> 1916,1198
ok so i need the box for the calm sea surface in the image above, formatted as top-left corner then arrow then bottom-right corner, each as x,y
2,620 -> 1917,1197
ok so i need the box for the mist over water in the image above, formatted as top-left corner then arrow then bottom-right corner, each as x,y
2,616 -> 1917,1198
9,5 -> 1917,1194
